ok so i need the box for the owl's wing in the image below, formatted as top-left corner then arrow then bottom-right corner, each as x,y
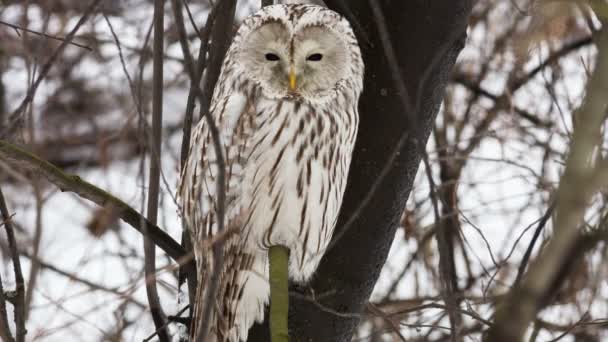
179,89 -> 253,240
178,88 -> 260,341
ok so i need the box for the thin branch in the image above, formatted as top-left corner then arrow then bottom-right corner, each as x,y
143,0 -> 170,339
1,245 -> 147,309
172,0 -> 220,322
484,14 -> 608,342
512,200 -> 556,288
509,34 -> 594,91
376,301 -> 494,327
2,0 -> 102,138
23,181 -> 43,322
0,140 -> 187,262
179,4 -> 219,169
0,20 -> 92,51
171,0 -> 196,81
0,247 -> 15,342
194,0 -> 237,338
182,0 -> 202,38
450,73 -> 551,127
171,0 -> 198,324
143,305 -> 191,342
366,303 -> 407,342
0,187 -> 26,342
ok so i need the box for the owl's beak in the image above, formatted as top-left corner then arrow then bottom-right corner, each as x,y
288,66 -> 297,91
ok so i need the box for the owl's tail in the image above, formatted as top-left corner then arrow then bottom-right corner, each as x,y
191,237 -> 269,342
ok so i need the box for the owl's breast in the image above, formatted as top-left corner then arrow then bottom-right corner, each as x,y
239,96 -> 357,281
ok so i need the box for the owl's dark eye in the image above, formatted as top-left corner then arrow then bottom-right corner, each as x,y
307,53 -> 323,61
265,53 -> 280,61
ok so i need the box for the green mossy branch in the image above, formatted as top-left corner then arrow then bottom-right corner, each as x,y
0,139 -> 186,262
269,245 -> 289,342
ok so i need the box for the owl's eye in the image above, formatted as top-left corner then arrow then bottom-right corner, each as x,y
265,53 -> 280,61
307,53 -> 323,61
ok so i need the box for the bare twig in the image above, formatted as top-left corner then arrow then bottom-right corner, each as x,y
0,244 -> 147,309
0,20 -> 92,51
484,13 -> 608,342
171,0 -> 196,81
23,186 -> 42,321
0,187 -> 26,342
2,0 -> 103,139
366,303 -> 407,342
178,3 -> 219,169
512,200 -> 556,288
0,256 -> 15,342
143,305 -> 191,342
172,0 -> 221,322
171,0 -> 198,324
194,0 -> 237,338
508,34 -> 594,91
182,0 -> 202,38
142,0 -> 170,340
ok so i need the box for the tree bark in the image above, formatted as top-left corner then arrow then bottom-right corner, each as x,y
248,0 -> 472,341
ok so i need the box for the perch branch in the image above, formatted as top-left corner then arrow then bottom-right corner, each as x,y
269,246 -> 289,342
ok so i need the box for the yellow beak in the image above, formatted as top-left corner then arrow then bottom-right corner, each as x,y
288,66 -> 296,91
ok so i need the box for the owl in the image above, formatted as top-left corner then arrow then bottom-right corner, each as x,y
178,4 -> 364,341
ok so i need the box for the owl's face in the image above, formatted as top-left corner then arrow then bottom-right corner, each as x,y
238,21 -> 350,99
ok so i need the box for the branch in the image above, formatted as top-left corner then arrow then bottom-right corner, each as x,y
0,187 -> 26,342
142,0 -> 170,339
171,0 -> 199,324
0,206 -> 14,342
484,12 -> 608,342
0,20 -> 92,51
0,266 -> 14,342
0,243 -> 147,309
269,246 -> 289,342
170,0 -> 196,82
173,0 -> 221,313
192,0 -> 237,339
2,0 -> 102,138
144,305 -> 191,342
508,34 -> 594,91
512,200 -> 557,288
0,140 -> 187,262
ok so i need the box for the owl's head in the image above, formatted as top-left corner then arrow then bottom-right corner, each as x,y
234,5 -> 363,101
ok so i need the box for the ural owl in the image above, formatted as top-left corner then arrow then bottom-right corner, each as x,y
178,4 -> 364,341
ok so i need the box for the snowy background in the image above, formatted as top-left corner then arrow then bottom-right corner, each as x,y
1,0 -> 606,341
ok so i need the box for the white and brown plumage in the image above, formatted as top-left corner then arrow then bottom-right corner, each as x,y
177,4 -> 363,341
